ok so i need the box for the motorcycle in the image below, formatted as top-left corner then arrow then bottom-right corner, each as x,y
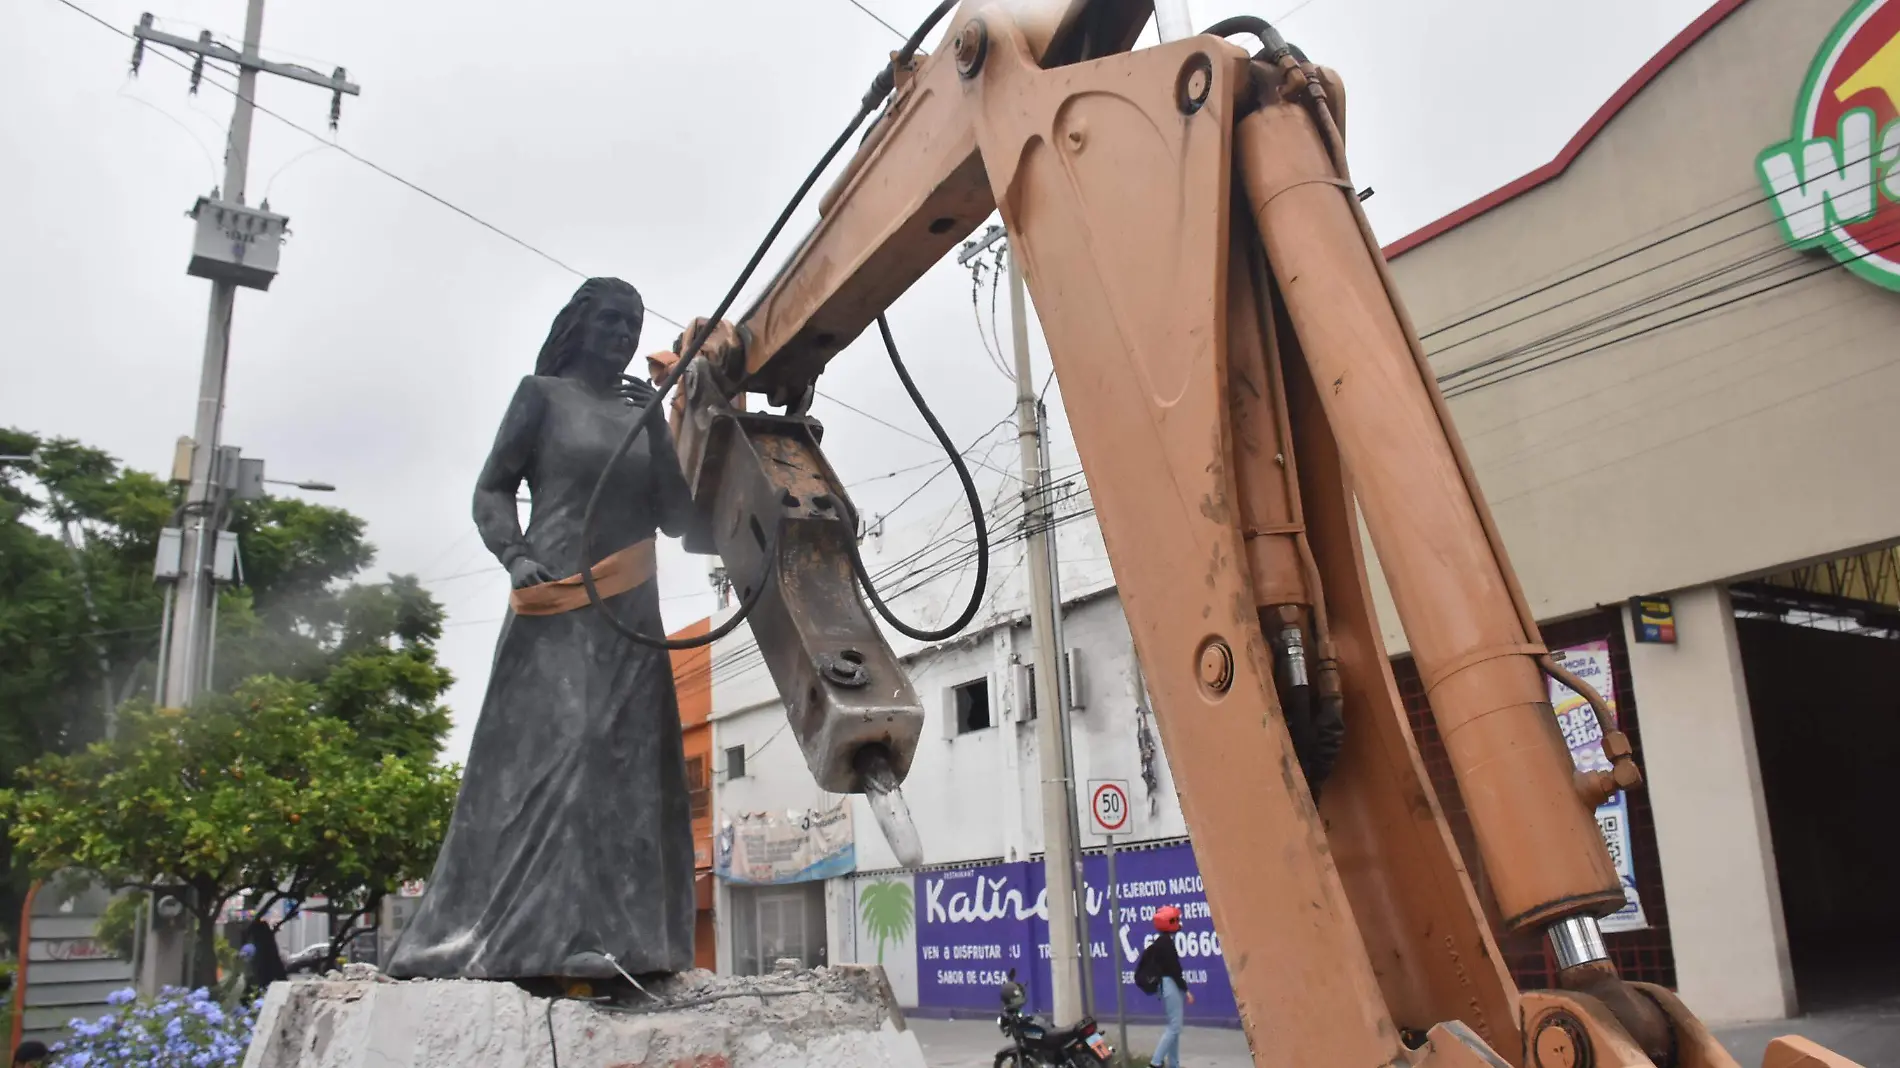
993,968 -> 1116,1067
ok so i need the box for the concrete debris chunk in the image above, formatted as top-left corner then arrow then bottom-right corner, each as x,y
241,964 -> 927,1068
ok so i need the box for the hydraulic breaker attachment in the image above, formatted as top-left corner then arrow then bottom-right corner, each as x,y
674,355 -> 924,865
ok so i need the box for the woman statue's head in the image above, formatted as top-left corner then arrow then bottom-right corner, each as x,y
535,277 -> 645,380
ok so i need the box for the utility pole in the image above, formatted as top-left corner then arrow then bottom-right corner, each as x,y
1006,240 -> 1087,1025
130,3 -> 357,712
1038,398 -> 1095,1015
1152,0 -> 1198,42
129,1 -> 358,993
133,4 -> 359,710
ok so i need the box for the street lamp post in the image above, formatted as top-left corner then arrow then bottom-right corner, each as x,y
265,478 -> 336,492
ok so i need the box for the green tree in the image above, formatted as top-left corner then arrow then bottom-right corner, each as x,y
1,430 -> 173,949
859,880 -> 914,965
2,679 -> 459,987
0,428 -> 457,960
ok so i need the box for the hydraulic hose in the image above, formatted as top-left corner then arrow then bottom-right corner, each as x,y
1200,15 -> 1292,60
576,0 -> 957,651
845,315 -> 990,642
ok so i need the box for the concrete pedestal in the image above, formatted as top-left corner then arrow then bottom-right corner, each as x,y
241,966 -> 928,1068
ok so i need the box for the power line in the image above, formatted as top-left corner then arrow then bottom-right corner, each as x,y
1431,214 -> 1773,372
1454,285 -> 1867,452
1420,160 -> 1898,398
48,0 -> 595,282
1441,240 -> 1794,390
967,255 -> 1015,382
816,390 -> 1023,484
683,480 -> 1097,695
58,0 -> 1062,474
842,456 -> 947,486
1473,304 -> 1898,483
1417,142 -> 1889,350
679,499 -> 1105,702
864,413 -> 1016,526
1431,157 -> 1895,382
68,0 -> 1094,676
673,227 -> 1892,690
1486,354 -> 1900,510
420,565 -> 495,585
841,0 -> 907,39
59,0 -> 1053,606
1445,224 -> 1900,399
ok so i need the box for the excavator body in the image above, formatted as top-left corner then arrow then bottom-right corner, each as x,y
669,3 -> 1865,1066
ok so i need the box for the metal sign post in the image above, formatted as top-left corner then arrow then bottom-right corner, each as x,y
1106,834 -> 1128,1059
1087,779 -> 1132,1059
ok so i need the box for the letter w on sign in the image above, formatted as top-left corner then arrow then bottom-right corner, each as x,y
1759,109 -> 1879,243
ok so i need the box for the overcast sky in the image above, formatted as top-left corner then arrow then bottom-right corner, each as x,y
2,0 -> 1713,761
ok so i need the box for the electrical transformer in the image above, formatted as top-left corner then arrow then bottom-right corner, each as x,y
186,195 -> 289,291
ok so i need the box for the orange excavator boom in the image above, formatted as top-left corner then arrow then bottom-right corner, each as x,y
664,5 -> 1861,1067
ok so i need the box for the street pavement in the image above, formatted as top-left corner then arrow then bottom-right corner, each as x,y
908,1000 -> 1900,1067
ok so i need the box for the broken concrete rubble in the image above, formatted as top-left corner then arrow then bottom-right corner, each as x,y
240,965 -> 929,1068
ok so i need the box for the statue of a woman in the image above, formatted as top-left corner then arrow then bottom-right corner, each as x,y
386,277 -> 699,984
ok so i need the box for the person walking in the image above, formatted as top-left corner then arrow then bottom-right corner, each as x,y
1133,905 -> 1193,1068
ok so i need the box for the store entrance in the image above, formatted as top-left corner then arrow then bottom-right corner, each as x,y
729,881 -> 828,977
1733,567 -> 1900,1013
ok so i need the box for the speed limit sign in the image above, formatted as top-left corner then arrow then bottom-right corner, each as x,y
1088,780 -> 1131,836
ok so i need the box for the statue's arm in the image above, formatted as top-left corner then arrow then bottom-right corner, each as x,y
474,376 -> 547,580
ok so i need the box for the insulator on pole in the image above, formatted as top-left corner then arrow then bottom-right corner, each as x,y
130,13 -> 152,75
188,30 -> 210,94
328,67 -> 347,129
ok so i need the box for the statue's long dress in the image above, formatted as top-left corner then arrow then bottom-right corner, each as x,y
386,375 -> 697,980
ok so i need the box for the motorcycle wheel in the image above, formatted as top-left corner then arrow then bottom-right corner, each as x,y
993,1052 -> 1027,1067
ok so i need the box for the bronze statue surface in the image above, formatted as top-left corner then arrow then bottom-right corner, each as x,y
386,278 -> 698,982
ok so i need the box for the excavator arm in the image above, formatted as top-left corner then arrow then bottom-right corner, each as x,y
666,4 -> 1860,1067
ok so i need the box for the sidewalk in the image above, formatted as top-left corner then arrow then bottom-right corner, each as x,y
907,1005 -> 1900,1067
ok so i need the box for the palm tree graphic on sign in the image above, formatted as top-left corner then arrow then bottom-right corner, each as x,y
859,880 -> 914,965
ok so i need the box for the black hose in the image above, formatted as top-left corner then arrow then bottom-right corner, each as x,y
844,315 -> 990,643
1200,15 -> 1294,62
576,0 -> 955,651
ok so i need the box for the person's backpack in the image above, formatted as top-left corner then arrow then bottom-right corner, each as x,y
1132,947 -> 1163,995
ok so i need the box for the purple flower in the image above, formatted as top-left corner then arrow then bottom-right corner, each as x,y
51,985 -> 254,1067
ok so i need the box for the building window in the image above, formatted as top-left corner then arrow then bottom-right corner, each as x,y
686,756 -> 710,820
1022,652 -> 1079,720
726,745 -> 747,780
953,678 -> 992,733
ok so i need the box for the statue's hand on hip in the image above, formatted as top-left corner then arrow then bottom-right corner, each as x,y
508,557 -> 559,589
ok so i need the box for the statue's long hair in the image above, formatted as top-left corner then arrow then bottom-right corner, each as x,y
534,277 -> 644,377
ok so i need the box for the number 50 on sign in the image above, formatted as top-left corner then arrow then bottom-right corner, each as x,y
1089,779 -> 1131,836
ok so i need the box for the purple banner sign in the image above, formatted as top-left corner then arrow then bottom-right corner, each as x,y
914,863 -> 1037,1012
1087,843 -> 1238,1023
912,842 -> 1237,1023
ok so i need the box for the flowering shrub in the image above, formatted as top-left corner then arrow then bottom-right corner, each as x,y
51,986 -> 256,1067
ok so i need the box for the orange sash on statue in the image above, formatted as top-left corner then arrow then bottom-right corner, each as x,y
508,539 -> 656,617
